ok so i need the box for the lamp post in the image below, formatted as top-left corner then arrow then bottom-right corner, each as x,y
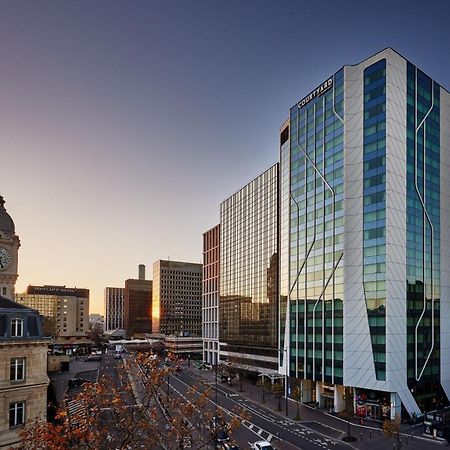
215,356 -> 218,418
258,373 -> 266,403
278,348 -> 289,416
166,367 -> 170,398
285,348 -> 289,417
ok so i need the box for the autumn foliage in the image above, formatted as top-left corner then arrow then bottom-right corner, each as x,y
20,352 -> 245,450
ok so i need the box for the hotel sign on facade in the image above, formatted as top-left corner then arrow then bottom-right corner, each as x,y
298,78 -> 333,109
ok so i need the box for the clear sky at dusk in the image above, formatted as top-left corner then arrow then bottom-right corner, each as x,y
1,0 -> 450,314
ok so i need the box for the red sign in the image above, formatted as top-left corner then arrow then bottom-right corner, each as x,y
356,404 -> 367,417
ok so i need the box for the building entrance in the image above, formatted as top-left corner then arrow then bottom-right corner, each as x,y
321,394 -> 334,411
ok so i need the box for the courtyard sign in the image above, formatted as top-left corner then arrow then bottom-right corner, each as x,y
298,78 -> 333,109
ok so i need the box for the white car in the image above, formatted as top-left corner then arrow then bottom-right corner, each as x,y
250,441 -> 274,450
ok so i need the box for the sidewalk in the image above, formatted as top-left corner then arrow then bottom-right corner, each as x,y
191,367 -> 446,450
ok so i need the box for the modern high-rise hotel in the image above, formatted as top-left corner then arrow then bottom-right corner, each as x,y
280,48 -> 450,419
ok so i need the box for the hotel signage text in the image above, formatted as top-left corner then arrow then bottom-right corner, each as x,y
298,78 -> 333,109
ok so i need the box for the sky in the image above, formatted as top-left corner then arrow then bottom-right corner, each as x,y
1,0 -> 450,314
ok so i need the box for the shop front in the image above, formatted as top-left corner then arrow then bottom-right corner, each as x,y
354,389 -> 391,421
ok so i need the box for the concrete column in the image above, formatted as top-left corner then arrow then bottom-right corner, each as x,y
334,384 -> 345,413
390,392 -> 401,420
316,382 -> 322,407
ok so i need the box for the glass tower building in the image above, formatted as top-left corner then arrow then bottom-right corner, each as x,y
220,165 -> 279,373
282,48 -> 450,419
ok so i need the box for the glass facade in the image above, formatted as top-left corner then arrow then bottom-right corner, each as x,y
363,59 -> 387,381
406,62 -> 443,411
279,122 -> 290,368
219,165 -> 279,371
288,70 -> 344,385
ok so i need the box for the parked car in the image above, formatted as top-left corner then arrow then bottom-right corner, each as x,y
249,441 -> 274,450
114,353 -> 121,360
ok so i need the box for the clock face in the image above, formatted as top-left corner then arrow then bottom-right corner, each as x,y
0,248 -> 11,271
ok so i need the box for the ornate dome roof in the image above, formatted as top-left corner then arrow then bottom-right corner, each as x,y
0,196 -> 15,234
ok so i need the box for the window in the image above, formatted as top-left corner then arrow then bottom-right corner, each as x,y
10,358 -> 25,381
9,402 -> 25,428
11,318 -> 24,337
2,287 -> 6,295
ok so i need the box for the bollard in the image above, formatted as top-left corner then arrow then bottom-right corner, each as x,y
360,432 -> 363,443
369,430 -> 372,439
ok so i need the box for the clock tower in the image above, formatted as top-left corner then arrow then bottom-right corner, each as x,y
0,195 -> 20,300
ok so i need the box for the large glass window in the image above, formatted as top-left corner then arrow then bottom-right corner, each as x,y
9,402 -> 25,428
406,62 -> 442,412
287,69 -> 344,385
10,358 -> 25,382
363,59 -> 386,381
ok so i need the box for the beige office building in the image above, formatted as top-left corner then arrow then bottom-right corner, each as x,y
16,285 -> 89,337
152,260 -> 202,336
104,287 -> 124,331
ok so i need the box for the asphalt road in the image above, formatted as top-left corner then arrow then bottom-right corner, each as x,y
97,354 -> 155,449
167,367 -> 351,450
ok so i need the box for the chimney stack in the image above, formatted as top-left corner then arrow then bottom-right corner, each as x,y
138,264 -> 145,280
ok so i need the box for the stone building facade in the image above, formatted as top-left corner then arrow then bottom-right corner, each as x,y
0,296 -> 49,448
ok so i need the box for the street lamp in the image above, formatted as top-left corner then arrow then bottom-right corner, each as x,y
167,369 -> 170,397
278,348 -> 289,416
215,357 -> 218,418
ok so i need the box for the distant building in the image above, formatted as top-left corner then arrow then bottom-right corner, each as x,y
0,195 -> 20,300
88,314 -> 104,332
16,285 -> 89,338
219,164 -> 279,374
0,295 -> 49,448
104,287 -> 124,331
152,260 -> 202,336
202,224 -> 220,365
124,265 -> 152,337
165,335 -> 202,358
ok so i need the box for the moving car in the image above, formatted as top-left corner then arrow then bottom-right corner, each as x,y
216,430 -> 230,443
220,442 -> 240,450
210,416 -> 230,431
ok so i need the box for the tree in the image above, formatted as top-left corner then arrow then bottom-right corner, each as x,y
21,352 -> 246,450
257,376 -> 271,404
272,382 -> 284,412
291,385 -> 302,421
87,322 -> 104,349
383,414 -> 402,449
226,355 -> 246,392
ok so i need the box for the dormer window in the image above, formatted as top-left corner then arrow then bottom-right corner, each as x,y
11,318 -> 24,337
